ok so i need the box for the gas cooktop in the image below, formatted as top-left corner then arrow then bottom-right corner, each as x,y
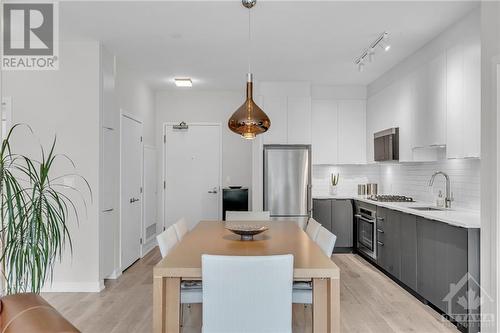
368,195 -> 414,202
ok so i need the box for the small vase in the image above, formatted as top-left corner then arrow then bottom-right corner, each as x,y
329,185 -> 338,196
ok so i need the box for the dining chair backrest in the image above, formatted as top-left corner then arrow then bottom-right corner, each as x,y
156,225 -> 178,258
315,226 -> 337,258
202,254 -> 294,333
225,211 -> 271,221
305,218 -> 321,241
173,217 -> 189,240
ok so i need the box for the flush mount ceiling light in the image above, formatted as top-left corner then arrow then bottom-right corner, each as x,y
228,0 -> 270,140
354,32 -> 391,72
174,78 -> 192,87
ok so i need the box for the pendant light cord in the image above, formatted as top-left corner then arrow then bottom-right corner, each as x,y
248,8 -> 251,74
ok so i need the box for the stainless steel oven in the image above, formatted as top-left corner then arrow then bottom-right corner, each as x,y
356,207 -> 377,260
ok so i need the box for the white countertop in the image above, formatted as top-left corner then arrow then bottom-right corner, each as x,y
313,194 -> 480,229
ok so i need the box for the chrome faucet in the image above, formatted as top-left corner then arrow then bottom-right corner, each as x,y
428,171 -> 453,208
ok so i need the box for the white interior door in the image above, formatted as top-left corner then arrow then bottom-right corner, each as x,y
164,123 -> 221,230
121,115 -> 143,270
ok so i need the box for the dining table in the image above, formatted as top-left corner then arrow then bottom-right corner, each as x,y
153,220 -> 340,333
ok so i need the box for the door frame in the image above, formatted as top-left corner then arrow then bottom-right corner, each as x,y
120,110 -> 144,270
162,122 -> 222,230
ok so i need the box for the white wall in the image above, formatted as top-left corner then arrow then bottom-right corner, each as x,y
2,41 -> 102,292
155,90 -> 252,227
116,61 -> 156,147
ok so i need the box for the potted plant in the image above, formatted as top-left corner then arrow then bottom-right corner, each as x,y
0,125 -> 90,294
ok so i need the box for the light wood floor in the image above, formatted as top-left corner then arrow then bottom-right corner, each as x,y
43,249 -> 459,333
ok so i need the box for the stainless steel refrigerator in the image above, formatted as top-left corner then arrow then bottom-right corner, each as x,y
263,145 -> 312,223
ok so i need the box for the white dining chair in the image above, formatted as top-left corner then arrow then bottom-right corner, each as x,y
315,226 -> 337,258
173,217 -> 189,240
202,254 -> 294,333
293,226 -> 337,304
225,211 -> 270,221
305,218 -> 321,240
157,223 -> 202,325
156,225 -> 178,257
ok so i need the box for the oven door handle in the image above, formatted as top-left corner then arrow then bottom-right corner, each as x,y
355,214 -> 376,224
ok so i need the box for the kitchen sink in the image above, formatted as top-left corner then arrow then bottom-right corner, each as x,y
410,206 -> 447,211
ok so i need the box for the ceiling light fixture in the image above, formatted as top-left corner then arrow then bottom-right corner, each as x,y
174,78 -> 192,87
228,0 -> 270,140
354,32 -> 390,72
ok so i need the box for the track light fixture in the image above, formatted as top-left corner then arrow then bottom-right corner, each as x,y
354,32 -> 390,72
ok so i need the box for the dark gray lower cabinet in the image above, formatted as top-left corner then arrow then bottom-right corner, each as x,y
312,199 -> 353,250
332,200 -> 353,248
417,217 -> 478,332
354,200 -> 480,333
312,199 -> 332,231
399,214 -> 417,291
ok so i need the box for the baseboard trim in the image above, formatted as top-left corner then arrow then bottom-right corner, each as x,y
106,268 -> 122,280
42,280 -> 104,293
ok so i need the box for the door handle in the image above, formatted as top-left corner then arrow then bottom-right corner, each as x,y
208,187 -> 218,194
129,198 -> 140,203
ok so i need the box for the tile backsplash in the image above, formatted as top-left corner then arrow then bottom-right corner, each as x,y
313,159 -> 480,211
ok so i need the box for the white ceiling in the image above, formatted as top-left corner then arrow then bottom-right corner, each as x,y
60,1 -> 479,91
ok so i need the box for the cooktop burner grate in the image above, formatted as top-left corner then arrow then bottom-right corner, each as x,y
368,195 -> 414,202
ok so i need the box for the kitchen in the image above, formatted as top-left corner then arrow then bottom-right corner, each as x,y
247,5 -> 481,333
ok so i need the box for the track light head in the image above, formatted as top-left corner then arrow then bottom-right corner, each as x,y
358,62 -> 365,72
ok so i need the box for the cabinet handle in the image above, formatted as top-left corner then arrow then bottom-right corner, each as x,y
102,208 -> 114,213
377,241 -> 384,246
376,229 -> 384,233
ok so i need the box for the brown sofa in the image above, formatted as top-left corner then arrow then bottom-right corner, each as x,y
0,293 -> 80,333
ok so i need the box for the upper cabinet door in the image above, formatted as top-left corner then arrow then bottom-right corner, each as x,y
446,43 -> 465,159
462,33 -> 481,158
338,100 -> 366,164
287,97 -> 311,144
261,96 -> 288,144
312,99 -> 338,164
426,53 -> 447,147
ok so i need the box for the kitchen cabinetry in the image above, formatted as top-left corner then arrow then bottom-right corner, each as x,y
399,213 -> 417,291
413,53 -> 447,149
260,96 -> 311,145
260,96 -> 287,144
312,99 -> 366,164
446,32 -> 481,159
376,207 -> 401,279
338,100 -> 366,164
311,100 -> 338,164
312,198 -> 353,250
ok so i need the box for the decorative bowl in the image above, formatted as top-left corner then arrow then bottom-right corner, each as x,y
225,222 -> 269,241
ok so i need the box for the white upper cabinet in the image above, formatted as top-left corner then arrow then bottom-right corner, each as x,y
413,53 -> 447,149
287,97 -> 312,144
446,44 -> 464,159
259,82 -> 311,145
462,32 -> 481,158
338,100 -> 366,164
446,32 -> 480,159
261,96 -> 287,144
312,100 -> 338,164
312,99 -> 366,165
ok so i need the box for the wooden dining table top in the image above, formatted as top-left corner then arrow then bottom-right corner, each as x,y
153,220 -> 340,280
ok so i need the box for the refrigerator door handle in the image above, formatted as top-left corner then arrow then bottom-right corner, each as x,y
307,184 -> 313,216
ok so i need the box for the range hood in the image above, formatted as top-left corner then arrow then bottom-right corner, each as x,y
374,128 -> 399,162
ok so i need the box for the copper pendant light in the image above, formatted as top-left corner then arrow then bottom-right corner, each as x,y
228,0 -> 270,140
